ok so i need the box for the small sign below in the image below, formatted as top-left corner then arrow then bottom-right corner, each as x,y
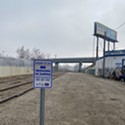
33,59 -> 52,88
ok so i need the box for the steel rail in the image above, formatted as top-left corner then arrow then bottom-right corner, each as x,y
0,81 -> 32,92
0,72 -> 65,104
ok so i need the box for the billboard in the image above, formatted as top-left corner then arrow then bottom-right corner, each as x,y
94,22 -> 118,42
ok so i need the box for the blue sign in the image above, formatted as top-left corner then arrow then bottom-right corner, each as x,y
33,59 -> 52,88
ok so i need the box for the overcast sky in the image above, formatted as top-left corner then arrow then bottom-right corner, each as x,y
0,0 -> 125,58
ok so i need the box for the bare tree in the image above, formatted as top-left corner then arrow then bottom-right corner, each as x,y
16,46 -> 25,58
46,53 -> 51,59
24,49 -> 30,59
16,46 -> 30,59
16,46 -> 46,59
30,48 -> 45,59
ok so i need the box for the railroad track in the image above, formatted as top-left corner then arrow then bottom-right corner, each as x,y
0,74 -> 32,83
0,72 -> 65,104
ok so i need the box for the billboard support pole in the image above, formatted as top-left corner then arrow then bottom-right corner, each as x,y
96,37 -> 99,60
113,43 -> 115,50
103,32 -> 106,78
108,41 -> 110,51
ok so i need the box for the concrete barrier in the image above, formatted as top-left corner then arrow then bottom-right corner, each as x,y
0,66 -> 33,77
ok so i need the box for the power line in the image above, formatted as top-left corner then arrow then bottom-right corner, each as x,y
115,22 -> 125,30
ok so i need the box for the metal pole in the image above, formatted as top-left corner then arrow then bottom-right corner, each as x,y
103,32 -> 106,78
55,62 -> 59,71
108,41 -> 110,51
79,63 -> 82,72
96,37 -> 99,60
40,89 -> 45,125
113,43 -> 115,50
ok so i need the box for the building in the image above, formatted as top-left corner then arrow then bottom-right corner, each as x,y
95,49 -> 125,77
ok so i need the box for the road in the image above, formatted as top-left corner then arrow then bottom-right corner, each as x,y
1,72 -> 125,125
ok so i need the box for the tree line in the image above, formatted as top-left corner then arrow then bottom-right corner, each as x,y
16,46 -> 50,59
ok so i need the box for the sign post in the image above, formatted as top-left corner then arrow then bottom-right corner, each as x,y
33,59 -> 52,125
40,89 -> 45,125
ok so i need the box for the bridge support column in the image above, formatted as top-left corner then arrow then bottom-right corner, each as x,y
79,63 -> 82,72
55,62 -> 59,71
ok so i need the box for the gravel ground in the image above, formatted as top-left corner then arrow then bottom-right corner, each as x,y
1,72 -> 125,125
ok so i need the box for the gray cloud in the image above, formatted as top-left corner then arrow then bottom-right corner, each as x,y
0,0 -> 124,58
99,0 -> 125,49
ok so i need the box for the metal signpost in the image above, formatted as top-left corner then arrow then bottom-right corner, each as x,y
33,59 -> 52,125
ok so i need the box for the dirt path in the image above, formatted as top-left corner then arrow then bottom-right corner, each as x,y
1,72 -> 125,125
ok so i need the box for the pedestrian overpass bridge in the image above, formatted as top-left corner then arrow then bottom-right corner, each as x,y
51,57 -> 96,71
